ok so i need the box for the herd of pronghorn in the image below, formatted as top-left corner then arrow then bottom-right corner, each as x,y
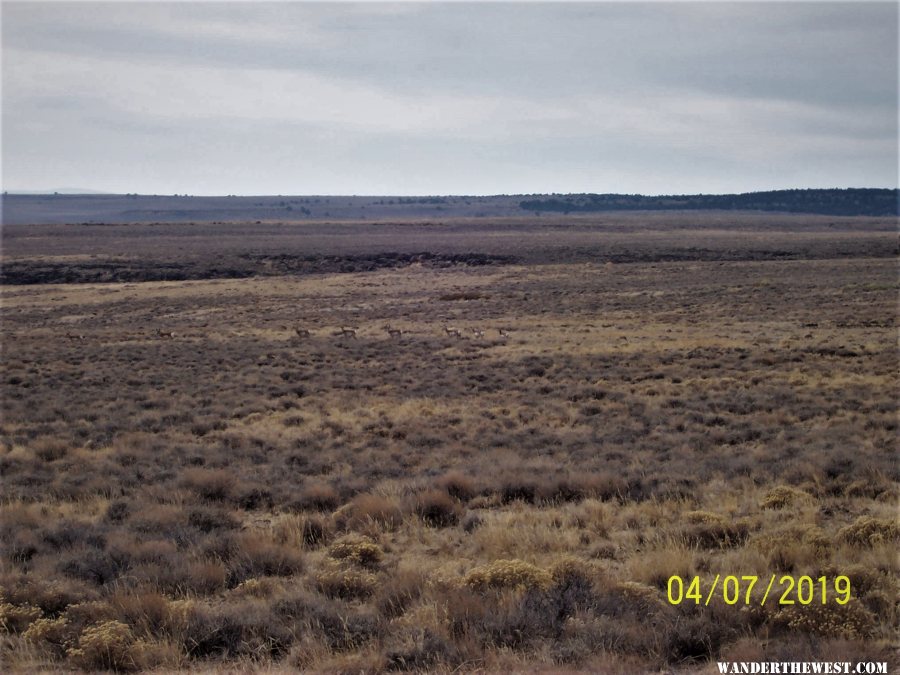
308,325 -> 510,340
63,326 -> 509,342
64,328 -> 175,341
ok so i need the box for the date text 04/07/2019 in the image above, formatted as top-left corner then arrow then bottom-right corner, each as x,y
667,575 -> 851,606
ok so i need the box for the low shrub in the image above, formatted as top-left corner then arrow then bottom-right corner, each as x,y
301,514 -> 334,548
295,483 -> 340,512
837,517 -> 899,547
328,536 -> 384,568
664,609 -> 730,663
760,485 -> 812,510
105,501 -> 130,523
315,562 -> 378,600
179,599 -> 293,659
0,602 -> 42,633
229,577 -> 285,598
374,567 -> 425,619
385,627 -> 459,671
185,560 -> 227,595
236,485 -> 274,510
681,520 -> 750,549
461,512 -> 483,533
435,471 -> 478,501
187,506 -> 241,533
776,600 -> 876,639
683,510 -> 725,524
498,478 -> 537,504
414,489 -> 462,527
226,533 -> 304,586
335,494 -> 403,532
32,438 -> 69,462
463,559 -> 553,592
58,549 -> 122,586
181,468 -> 235,502
67,619 -> 138,671
316,607 -> 382,651
23,616 -> 75,658
109,591 -> 171,635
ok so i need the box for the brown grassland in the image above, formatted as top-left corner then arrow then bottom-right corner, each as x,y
0,214 -> 897,673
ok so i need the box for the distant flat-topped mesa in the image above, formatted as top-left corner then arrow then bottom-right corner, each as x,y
1,188 -> 897,224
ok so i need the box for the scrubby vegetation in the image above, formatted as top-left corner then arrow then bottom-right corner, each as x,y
520,188 -> 900,217
0,220 -> 896,672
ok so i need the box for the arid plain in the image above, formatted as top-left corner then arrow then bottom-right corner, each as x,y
1,213 -> 897,672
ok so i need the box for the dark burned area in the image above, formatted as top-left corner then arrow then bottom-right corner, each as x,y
2,241 -> 897,286
0,252 -> 516,285
3,243 -> 896,285
1,211 -> 897,286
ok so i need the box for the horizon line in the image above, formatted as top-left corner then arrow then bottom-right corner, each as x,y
4,186 -> 898,198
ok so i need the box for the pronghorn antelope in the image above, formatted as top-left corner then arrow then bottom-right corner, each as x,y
156,328 -> 175,339
335,326 -> 357,339
384,325 -> 403,339
65,331 -> 85,341
295,328 -> 312,338
497,327 -> 510,338
471,328 -> 485,339
443,326 -> 462,338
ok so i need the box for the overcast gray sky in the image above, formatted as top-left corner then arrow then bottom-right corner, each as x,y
2,1 -> 897,195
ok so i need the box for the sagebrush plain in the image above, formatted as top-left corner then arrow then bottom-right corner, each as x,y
1,213 -> 897,673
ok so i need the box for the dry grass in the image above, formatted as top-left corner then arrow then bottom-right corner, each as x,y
0,219 -> 897,672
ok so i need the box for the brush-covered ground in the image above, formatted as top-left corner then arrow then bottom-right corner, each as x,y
0,220 -> 897,673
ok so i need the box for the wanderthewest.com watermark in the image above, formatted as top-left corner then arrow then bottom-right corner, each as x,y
717,662 -> 888,674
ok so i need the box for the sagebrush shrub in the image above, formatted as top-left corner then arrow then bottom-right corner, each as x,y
498,478 -> 537,504
177,599 -> 293,659
22,616 -> 73,658
665,609 -> 731,663
67,620 -> 137,671
32,438 -> 69,462
0,601 -> 42,633
375,567 -> 425,619
185,560 -> 227,595
435,471 -> 478,501
463,559 -> 553,592
837,516 -> 899,547
414,489 -> 462,527
181,468 -> 235,502
777,600 -> 876,639
336,494 -> 403,532
681,520 -> 750,549
315,562 -> 377,600
109,591 -> 170,635
385,627 -> 459,672
760,485 -> 811,510
328,536 -> 384,568
226,533 -> 304,585
301,514 -> 334,547
294,483 -> 340,512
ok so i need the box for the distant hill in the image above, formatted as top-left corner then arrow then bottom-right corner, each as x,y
2,189 -> 898,224
520,188 -> 899,217
6,188 -> 109,195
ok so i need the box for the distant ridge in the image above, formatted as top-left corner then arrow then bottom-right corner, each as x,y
520,188 -> 899,217
3,188 -> 898,224
5,188 -> 108,195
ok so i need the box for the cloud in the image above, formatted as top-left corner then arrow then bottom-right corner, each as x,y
3,2 -> 896,194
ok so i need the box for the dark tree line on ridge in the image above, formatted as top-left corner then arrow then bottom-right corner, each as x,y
520,188 -> 899,217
